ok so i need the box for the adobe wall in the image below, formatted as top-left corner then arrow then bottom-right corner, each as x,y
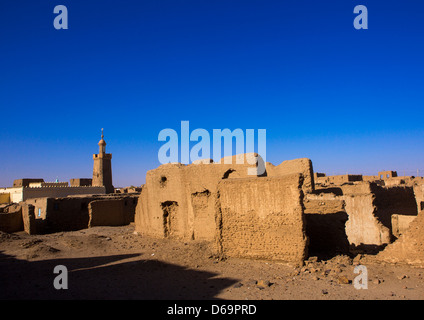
363,175 -> 380,182
413,184 -> 424,212
303,193 -> 345,214
303,192 -> 349,258
23,195 -> 138,234
135,155 -> 320,263
0,193 -> 10,204
370,184 -> 418,231
378,171 -> 398,179
340,183 -> 418,246
216,174 -> 307,265
0,188 -> 24,203
42,197 -> 96,232
377,210 -> 424,267
88,197 -> 137,227
70,179 -> 92,187
341,183 -> 391,246
329,175 -> 363,185
25,197 -> 49,219
0,204 -> 23,233
134,153 -> 264,241
391,214 -> 417,238
314,173 -> 326,179
266,158 -> 314,193
383,177 -> 410,187
135,163 -> 190,240
315,175 -> 363,186
13,179 -> 44,187
22,203 -> 37,235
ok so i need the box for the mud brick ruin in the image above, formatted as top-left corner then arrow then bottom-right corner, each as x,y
135,154 -> 424,267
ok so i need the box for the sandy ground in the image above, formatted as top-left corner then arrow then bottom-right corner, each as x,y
0,224 -> 423,300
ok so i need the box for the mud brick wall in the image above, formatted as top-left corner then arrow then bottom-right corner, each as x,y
216,174 -> 307,265
134,154 -> 264,241
88,197 -> 137,227
0,204 -> 23,233
266,158 -> 314,193
377,210 -> 424,267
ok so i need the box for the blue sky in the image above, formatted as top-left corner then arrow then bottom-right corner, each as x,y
0,0 -> 423,187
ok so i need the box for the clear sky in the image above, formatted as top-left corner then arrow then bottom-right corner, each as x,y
0,0 -> 423,187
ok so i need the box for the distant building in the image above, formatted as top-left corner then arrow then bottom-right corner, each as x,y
378,171 -> 398,180
13,179 -> 44,188
70,178 -> 92,187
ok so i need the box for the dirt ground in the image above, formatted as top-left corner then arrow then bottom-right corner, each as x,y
0,224 -> 423,300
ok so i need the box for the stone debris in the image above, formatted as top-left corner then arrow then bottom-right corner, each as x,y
256,280 -> 272,289
337,276 -> 351,285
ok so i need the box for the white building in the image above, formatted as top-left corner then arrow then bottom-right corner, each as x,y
0,184 -> 106,204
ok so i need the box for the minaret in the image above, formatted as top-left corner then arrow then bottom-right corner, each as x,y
92,128 -> 114,193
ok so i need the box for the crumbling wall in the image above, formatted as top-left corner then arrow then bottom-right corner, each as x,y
135,163 -> 188,239
304,193 -> 345,214
340,183 -> 418,246
0,204 -> 23,233
266,158 -> 314,193
43,197 -> 94,232
24,197 -> 52,233
341,183 -> 391,246
27,196 -> 110,233
384,178 -> 407,187
191,190 -> 215,241
304,192 -> 349,258
370,184 -> 418,232
363,175 -> 380,182
25,198 -> 48,220
315,176 -> 330,185
377,210 -> 424,266
21,195 -> 138,234
327,175 -> 363,185
138,156 -> 424,264
413,184 -> 424,212
88,197 -> 137,227
134,154 -> 264,241
378,171 -> 397,179
216,174 -> 307,265
391,214 -> 416,238
22,203 -> 36,235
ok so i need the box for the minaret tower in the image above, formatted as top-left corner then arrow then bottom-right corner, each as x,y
92,128 -> 114,193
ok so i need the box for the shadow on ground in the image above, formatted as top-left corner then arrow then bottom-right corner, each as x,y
0,251 -> 238,299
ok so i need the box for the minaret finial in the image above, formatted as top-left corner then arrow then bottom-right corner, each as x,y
101,128 -> 104,139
